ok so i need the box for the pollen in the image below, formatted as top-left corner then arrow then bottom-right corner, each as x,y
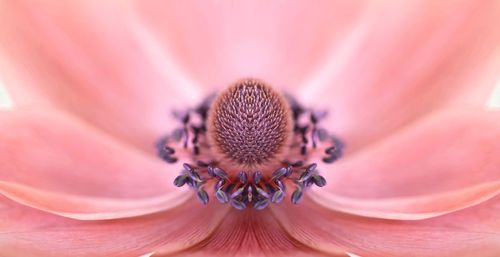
207,79 -> 292,168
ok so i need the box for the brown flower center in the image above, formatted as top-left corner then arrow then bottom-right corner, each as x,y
207,79 -> 292,169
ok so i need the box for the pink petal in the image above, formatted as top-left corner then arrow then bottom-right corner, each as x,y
155,209 -> 344,257
136,0 -> 364,89
0,0 -> 203,152
300,0 -> 500,151
312,109 -> 500,219
312,182 -> 500,220
0,195 -> 228,257
0,109 -> 188,219
272,197 -> 500,257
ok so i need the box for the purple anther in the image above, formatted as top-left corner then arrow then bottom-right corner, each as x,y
310,110 -> 327,124
173,175 -> 188,187
207,166 -> 215,177
291,188 -> 303,204
238,171 -> 248,184
155,136 -> 168,150
156,139 -> 178,163
215,180 -> 226,190
323,140 -> 343,163
297,172 -> 310,183
173,110 -> 190,124
163,146 -> 175,154
300,146 -> 307,155
290,160 -> 304,167
197,189 -> 209,204
231,199 -> 247,210
185,177 -> 194,187
306,163 -> 317,173
285,166 -> 293,177
323,155 -> 340,164
325,146 -> 336,155
271,190 -> 285,203
302,134 -> 309,144
230,186 -> 245,199
196,160 -> 209,167
272,167 -> 288,180
253,171 -> 263,184
183,163 -> 194,172
312,175 -> 327,187
275,179 -> 286,191
212,167 -> 228,180
189,172 -> 203,183
253,199 -> 269,210
316,128 -> 329,142
216,189 -> 229,203
183,164 -> 202,182
310,112 -> 318,124
171,128 -> 185,142
304,178 -> 314,188
332,136 -> 345,149
256,187 -> 269,199
159,154 -> 177,164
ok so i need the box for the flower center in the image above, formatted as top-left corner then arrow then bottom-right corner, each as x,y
207,79 -> 292,169
157,78 -> 343,210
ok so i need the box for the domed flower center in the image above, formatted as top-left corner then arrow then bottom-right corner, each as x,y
156,78 -> 343,210
208,79 -> 291,168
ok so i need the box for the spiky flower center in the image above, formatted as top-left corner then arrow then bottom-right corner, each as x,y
208,79 -> 291,168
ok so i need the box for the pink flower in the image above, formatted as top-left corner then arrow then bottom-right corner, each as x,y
1,1 -> 500,256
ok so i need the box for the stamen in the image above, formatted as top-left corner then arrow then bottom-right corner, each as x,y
238,171 -> 248,184
271,189 -> 285,203
291,188 -> 303,204
156,78 -> 344,210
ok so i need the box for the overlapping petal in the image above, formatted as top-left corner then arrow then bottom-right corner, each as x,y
0,195 -> 228,257
135,0 -> 364,89
272,197 -> 500,257
300,0 -> 500,152
0,0 -> 202,152
312,109 -> 500,219
0,109 -> 189,219
157,209 -> 343,257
